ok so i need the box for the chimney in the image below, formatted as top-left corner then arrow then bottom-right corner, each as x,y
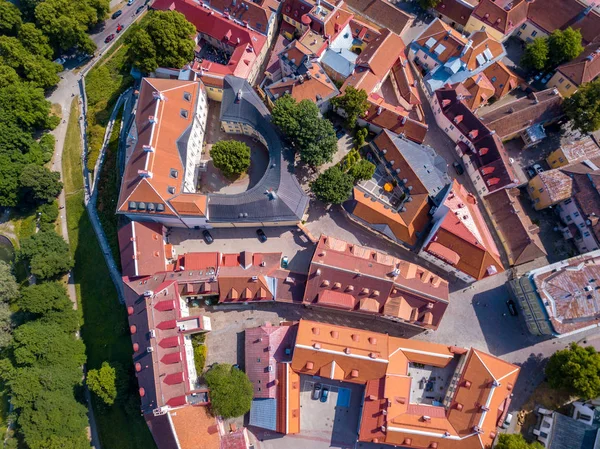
149,116 -> 157,124
137,169 -> 153,178
143,145 -> 154,153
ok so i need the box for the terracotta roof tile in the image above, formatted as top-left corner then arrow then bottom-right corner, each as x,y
482,61 -> 521,99
170,406 -> 220,449
344,0 -> 414,36
118,221 -> 167,277
458,73 -> 495,110
556,38 -> 600,86
526,0 -> 600,43
472,0 -> 528,34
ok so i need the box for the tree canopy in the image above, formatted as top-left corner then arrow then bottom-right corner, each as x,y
0,261 -> 18,304
271,94 -> 338,166
331,86 -> 370,128
349,159 -> 376,183
18,231 -> 73,280
128,10 -> 196,73
564,78 -> 600,135
87,361 -> 117,406
495,434 -> 544,449
545,343 -> 600,399
18,282 -> 72,316
548,27 -> 584,66
418,0 -> 441,9
204,364 -> 253,418
19,164 -> 63,205
310,166 -> 354,204
0,0 -> 23,35
521,38 -> 549,71
210,140 -> 251,177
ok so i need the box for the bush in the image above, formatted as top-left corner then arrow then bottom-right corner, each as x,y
210,140 -> 251,177
194,344 -> 207,375
205,363 -> 253,418
87,362 -> 117,407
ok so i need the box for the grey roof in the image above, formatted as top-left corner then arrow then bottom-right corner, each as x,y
550,413 -> 599,449
380,129 -> 452,204
249,398 -> 277,431
207,76 -> 309,223
321,48 -> 356,78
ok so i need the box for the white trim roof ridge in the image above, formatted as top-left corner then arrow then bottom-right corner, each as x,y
399,347 -> 454,359
295,344 -> 389,363
473,349 -> 497,381
386,425 -> 480,441
497,366 -> 520,382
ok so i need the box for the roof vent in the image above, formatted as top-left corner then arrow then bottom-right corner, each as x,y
143,145 -> 155,152
313,343 -> 321,349
138,170 -> 153,179
345,347 -> 352,354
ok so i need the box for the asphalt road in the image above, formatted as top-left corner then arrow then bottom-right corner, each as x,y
89,0 -> 149,51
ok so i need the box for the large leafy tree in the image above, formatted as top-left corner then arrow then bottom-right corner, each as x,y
311,166 -> 354,204
205,364 -> 253,418
18,282 -> 72,316
272,94 -> 337,166
496,434 -> 543,449
564,78 -> 600,134
0,0 -> 22,35
128,10 -> 196,73
210,140 -> 251,177
0,36 -> 61,89
331,86 -> 370,128
87,362 -> 117,406
19,164 -> 63,204
548,27 -> 584,66
18,231 -> 73,280
349,159 -> 376,183
0,261 -> 18,304
546,343 -> 600,399
0,82 -> 57,130
521,38 -> 549,71
18,22 -> 54,60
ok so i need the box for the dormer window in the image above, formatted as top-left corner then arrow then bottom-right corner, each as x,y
170,169 -> 179,179
183,91 -> 191,102
180,109 -> 189,119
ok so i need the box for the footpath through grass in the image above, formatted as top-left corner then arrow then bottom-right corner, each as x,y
63,98 -> 156,449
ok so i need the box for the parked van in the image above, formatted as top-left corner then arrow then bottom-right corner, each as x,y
501,413 -> 513,429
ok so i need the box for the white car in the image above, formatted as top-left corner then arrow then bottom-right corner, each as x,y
127,0 -> 134,5
501,413 -> 513,429
532,164 -> 544,174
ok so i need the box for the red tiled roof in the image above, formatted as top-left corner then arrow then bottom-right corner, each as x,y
344,0 -> 414,36
434,0 -> 473,27
472,0 -> 528,34
118,221 -> 167,277
318,290 -> 356,309
526,0 -> 600,44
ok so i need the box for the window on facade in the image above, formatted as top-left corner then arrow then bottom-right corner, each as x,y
559,157 -> 564,162
183,91 -> 191,101
521,23 -> 527,29
532,31 -> 537,37
558,78 -> 564,83
584,231 -> 591,237
423,54 -> 428,59
574,211 -> 580,217
565,198 -> 572,204
580,223 -> 586,228
491,76 -> 497,82
516,31 -> 522,37
539,188 -> 544,193
445,128 -> 449,132
566,215 -> 572,222
437,108 -> 441,113
450,125 -> 454,130
566,84 -> 572,89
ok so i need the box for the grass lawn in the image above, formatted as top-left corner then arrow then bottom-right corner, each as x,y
63,98 -> 156,449
96,106 -> 123,266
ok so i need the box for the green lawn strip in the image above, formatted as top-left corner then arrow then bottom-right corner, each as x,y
97,107 -> 123,267
63,98 -> 155,449
85,14 -> 149,174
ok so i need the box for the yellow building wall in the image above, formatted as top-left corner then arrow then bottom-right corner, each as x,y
464,16 -> 505,42
527,176 -> 553,210
546,71 -> 579,98
546,148 -> 568,169
205,86 -> 223,102
513,21 -> 547,43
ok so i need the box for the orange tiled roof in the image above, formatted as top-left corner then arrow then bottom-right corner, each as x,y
458,73 -> 495,110
461,30 -> 504,71
169,406 -> 220,449
265,63 -> 339,105
482,61 -> 521,99
556,38 -> 600,86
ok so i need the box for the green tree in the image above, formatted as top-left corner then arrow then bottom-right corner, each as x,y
548,27 -> 584,66
0,64 -> 20,88
272,94 -> 337,166
0,82 -> 56,130
331,86 -> 370,128
0,302 -> 12,348
349,159 -> 376,183
355,127 -> 368,148
0,261 -> 18,304
18,282 -> 72,316
18,22 -> 54,60
0,0 -> 22,35
564,78 -> 600,134
418,0 -> 441,10
204,363 -> 253,418
0,36 -> 61,89
37,201 -> 59,231
210,140 -> 251,177
194,342 -> 207,374
128,10 -> 196,73
18,231 -> 73,280
87,362 -> 117,406
19,164 -> 62,204
521,38 -> 549,71
495,434 -> 544,449
19,390 -> 89,449
0,158 -> 21,207
546,342 -> 600,399
310,166 -> 354,204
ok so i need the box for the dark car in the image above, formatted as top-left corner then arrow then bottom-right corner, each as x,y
136,4 -> 145,13
312,383 -> 322,400
112,9 -> 123,19
452,161 -> 464,175
202,229 -> 214,244
320,387 -> 329,403
104,34 -> 115,43
506,299 -> 518,316
256,229 -> 267,243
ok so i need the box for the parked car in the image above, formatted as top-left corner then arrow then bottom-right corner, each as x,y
104,34 -> 115,43
136,4 -> 145,13
53,57 -> 66,65
533,163 -> 544,174
320,387 -> 329,403
452,161 -> 464,175
501,413 -> 514,429
127,0 -> 134,5
116,24 -> 123,32
256,229 -> 267,243
112,9 -> 123,19
506,299 -> 518,317
312,383 -> 322,400
526,166 -> 536,179
202,229 -> 214,244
